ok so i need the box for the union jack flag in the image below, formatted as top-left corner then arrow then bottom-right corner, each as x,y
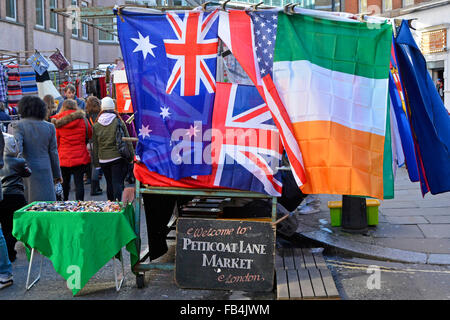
164,11 -> 219,96
209,82 -> 283,196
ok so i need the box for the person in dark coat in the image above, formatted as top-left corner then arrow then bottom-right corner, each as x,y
51,99 -> 92,201
0,133 -> 31,262
12,96 -> 62,202
85,96 -> 102,195
0,102 -> 11,133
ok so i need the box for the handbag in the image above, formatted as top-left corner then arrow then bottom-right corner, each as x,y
115,117 -> 132,162
55,182 -> 63,201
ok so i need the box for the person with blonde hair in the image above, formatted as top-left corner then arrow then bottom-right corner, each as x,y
43,94 -> 57,121
51,99 -> 92,200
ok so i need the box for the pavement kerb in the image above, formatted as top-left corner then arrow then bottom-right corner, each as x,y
298,230 -> 450,266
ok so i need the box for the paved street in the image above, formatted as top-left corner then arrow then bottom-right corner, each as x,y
297,167 -> 450,265
2,168 -> 450,301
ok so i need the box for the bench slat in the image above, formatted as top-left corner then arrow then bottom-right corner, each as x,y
276,269 -> 290,300
308,268 -> 327,298
287,270 -> 302,299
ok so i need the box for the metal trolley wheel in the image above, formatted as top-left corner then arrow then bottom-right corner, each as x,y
136,273 -> 145,289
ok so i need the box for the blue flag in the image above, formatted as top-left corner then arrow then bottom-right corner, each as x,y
117,9 -> 220,180
395,20 -> 450,195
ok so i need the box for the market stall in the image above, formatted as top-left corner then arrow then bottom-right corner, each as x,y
12,201 -> 139,296
113,1 -> 450,293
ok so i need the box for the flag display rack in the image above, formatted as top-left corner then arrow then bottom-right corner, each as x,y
132,180 -> 278,289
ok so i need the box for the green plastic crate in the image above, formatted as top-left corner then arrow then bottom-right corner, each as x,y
328,199 -> 380,227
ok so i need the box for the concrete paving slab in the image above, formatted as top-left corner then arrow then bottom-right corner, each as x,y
415,200 -> 450,208
418,224 -> 450,238
356,238 -> 450,254
425,216 -> 450,224
381,208 -> 450,216
300,230 -> 428,264
385,216 -> 429,225
380,201 -> 420,209
369,223 -> 425,238
427,254 -> 450,265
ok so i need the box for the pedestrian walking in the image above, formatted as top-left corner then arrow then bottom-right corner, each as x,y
51,99 -> 92,201
0,227 -> 12,290
85,96 -> 102,196
0,133 -> 31,262
436,79 -> 444,102
92,97 -> 134,201
12,96 -> 62,202
56,84 -> 86,113
0,130 -> 13,290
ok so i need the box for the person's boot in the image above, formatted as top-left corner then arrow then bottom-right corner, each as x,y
90,179 -> 102,196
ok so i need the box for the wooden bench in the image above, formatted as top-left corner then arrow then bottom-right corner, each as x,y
276,247 -> 341,300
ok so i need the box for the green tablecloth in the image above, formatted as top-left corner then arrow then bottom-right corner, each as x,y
12,203 -> 139,296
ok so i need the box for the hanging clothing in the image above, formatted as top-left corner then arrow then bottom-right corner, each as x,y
19,65 -> 38,97
98,77 -> 107,98
26,52 -> 49,76
86,79 -> 98,98
0,64 -> 7,102
6,64 -> 22,111
49,50 -> 70,71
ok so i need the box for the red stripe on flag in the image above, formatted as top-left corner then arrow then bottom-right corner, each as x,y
167,13 -> 182,39
166,68 -> 181,94
229,11 -> 258,85
233,105 -> 269,123
241,150 -> 283,195
259,76 -> 307,186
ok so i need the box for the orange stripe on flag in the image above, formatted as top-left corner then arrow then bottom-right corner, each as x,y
292,121 -> 385,199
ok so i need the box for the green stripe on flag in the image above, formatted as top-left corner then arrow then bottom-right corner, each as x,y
274,13 -> 392,79
383,98 -> 394,199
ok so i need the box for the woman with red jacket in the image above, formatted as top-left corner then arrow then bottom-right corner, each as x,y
51,99 -> 92,201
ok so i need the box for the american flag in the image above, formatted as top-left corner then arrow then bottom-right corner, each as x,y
218,10 -> 307,188
249,11 -> 278,78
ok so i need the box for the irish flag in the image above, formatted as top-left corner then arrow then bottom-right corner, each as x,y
272,14 -> 392,199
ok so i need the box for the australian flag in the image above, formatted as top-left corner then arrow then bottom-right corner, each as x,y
117,9 -> 219,180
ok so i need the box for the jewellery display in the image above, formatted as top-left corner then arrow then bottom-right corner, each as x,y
25,201 -> 122,213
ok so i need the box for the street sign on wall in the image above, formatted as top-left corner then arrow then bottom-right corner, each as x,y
421,29 -> 447,54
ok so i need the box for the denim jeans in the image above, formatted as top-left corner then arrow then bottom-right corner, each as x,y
0,226 -> 12,277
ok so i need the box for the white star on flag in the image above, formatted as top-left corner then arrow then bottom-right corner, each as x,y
185,124 -> 200,138
160,106 -> 171,120
131,32 -> 157,59
139,124 -> 152,139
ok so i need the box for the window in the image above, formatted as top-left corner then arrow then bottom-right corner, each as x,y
99,18 -> 117,43
383,0 -> 393,12
6,0 -> 17,21
36,0 -> 45,28
50,0 -> 58,31
81,1 -> 88,39
71,0 -> 79,37
359,0 -> 367,13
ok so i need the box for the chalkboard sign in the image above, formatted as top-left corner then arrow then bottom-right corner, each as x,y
175,218 -> 275,292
